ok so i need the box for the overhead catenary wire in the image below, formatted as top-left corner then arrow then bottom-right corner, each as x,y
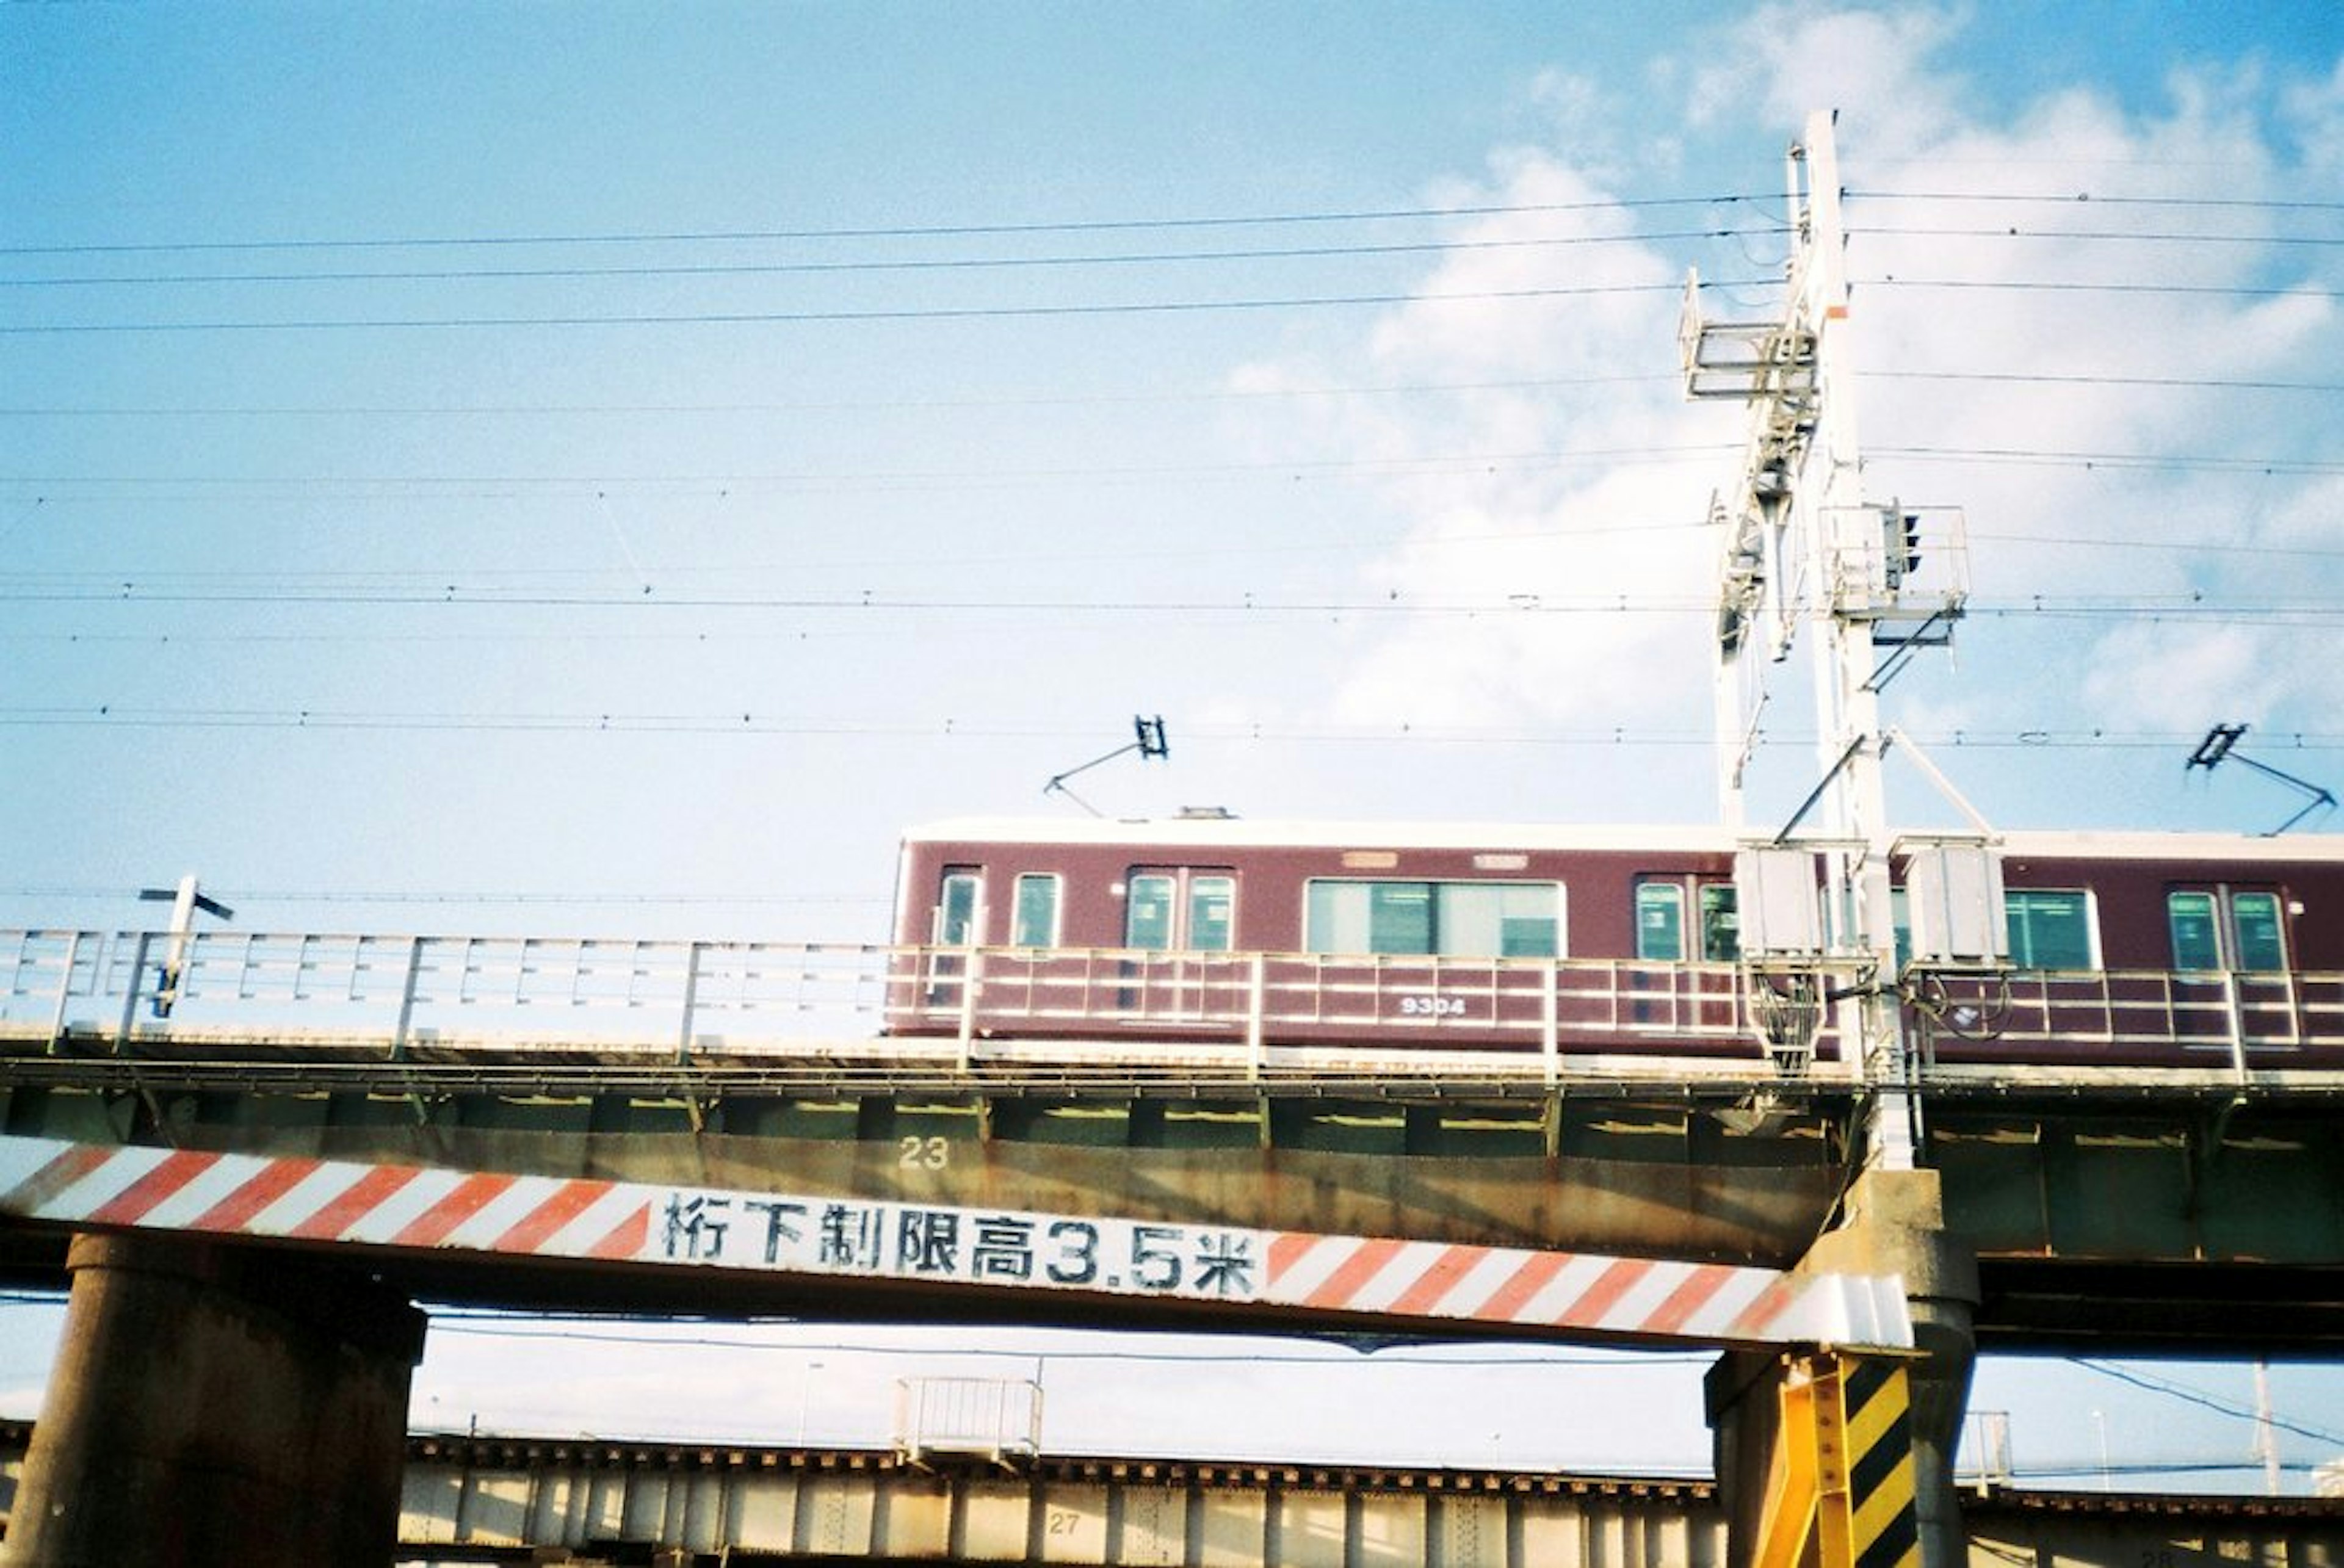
2069,1359 -> 2344,1450
9,270 -> 2340,334
1848,224 -> 2344,249
0,708 -> 2329,753
2,443 -> 2336,505
4,184 -> 2337,266
0,581 -> 2334,623
423,1314 -> 1715,1367
0,440 -> 1738,492
1,367 -> 2335,421
1846,189 -> 2344,214
0,191 -> 1781,259
1864,277 -> 2343,303
0,583 -> 2334,622
0,278 -> 1720,336
0,224 -> 1792,291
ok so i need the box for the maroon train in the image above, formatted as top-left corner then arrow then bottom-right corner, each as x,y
886,815 -> 2344,1071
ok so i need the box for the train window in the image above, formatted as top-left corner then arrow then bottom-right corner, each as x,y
2234,893 -> 2286,971
2169,889 -> 2286,972
1127,875 -> 1176,950
1635,882 -> 1685,961
2168,892 -> 2219,969
1011,873 -> 1060,948
1699,884 -> 1740,961
1304,880 -> 1561,959
936,870 -> 982,945
2005,889 -> 2095,970
1127,868 -> 1237,951
1189,875 -> 1235,952
1636,880 -> 1738,961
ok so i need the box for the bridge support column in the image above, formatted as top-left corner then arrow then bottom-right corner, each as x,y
1709,1168 -> 1978,1568
2,1233 -> 425,1568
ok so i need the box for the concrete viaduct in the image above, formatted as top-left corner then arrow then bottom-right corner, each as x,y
1,931 -> 2341,1567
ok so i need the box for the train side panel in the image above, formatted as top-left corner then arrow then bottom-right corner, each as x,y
888,828 -> 1755,1057
1926,845 -> 2344,1070
891,822 -> 2344,1071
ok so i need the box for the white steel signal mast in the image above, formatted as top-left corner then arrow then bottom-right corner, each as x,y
1679,110 -> 1975,1168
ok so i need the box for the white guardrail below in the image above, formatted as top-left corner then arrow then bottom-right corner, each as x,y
0,928 -> 2337,1075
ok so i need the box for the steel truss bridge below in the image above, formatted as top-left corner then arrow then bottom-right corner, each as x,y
0,1419 -> 2335,1568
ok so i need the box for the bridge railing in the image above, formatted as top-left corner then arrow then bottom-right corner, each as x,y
889,947 -> 1770,1056
0,928 -> 897,1057
0,927 -> 1824,1072
3,927 -> 2340,1076
1909,966 -> 2344,1071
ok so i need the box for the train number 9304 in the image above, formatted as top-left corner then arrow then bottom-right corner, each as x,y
1396,994 -> 1467,1017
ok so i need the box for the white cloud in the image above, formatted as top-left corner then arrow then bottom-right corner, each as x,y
1228,148 -> 1737,740
1684,4 -> 1966,146
2078,622 -> 2276,729
1223,7 -> 2343,826
2281,56 -> 2344,185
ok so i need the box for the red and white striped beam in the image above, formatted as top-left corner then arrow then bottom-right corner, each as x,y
0,1135 -> 1911,1351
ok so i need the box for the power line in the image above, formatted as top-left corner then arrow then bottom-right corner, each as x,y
1848,190 -> 2344,215
1851,224 -> 2344,250
2069,1358 -> 2344,1449
425,1315 -> 1712,1367
0,441 -> 1736,492
0,517 -> 1709,585
1970,532 -> 2344,562
10,269 -> 2338,335
0,707 -> 2329,751
12,186 -> 2334,267
9,439 -> 2339,499
0,225 -> 1787,290
18,220 -> 2335,296
0,583 -> 2334,620
1876,446 -> 2344,477
1866,276 -> 2342,303
0,192 -> 1773,259
1,367 -> 2333,421
0,372 -> 1679,419
0,278 -> 1719,336
1873,370 -> 2344,396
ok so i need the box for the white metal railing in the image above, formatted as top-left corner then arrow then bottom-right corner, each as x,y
0,928 -> 895,1057
3,928 -> 2340,1072
1907,966 -> 2344,1070
891,1376 -> 1043,1464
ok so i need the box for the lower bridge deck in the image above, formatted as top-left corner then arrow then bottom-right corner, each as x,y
7,1420 -> 2337,1567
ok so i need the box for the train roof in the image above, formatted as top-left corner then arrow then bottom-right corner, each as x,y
902,817 -> 2344,862
905,818 -> 1737,853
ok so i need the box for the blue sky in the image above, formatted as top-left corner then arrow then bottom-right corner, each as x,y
4,1 -> 2344,1490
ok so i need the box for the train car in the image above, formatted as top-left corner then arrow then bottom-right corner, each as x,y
886,815 -> 2344,1072
1923,831 -> 2344,1072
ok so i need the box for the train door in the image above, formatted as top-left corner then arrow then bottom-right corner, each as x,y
927,866 -> 983,1006
1120,867 -> 1237,1021
1633,880 -> 1740,963
2166,884 -> 2293,1049
1632,878 -> 1741,1032
1126,869 -> 1235,952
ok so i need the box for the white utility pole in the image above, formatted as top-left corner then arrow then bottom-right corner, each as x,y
2254,1359 -> 2284,1496
136,872 -> 235,1019
1680,111 -> 1969,1169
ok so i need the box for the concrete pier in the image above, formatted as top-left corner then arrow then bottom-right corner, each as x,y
1,1233 -> 425,1568
1709,1168 -> 1980,1568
